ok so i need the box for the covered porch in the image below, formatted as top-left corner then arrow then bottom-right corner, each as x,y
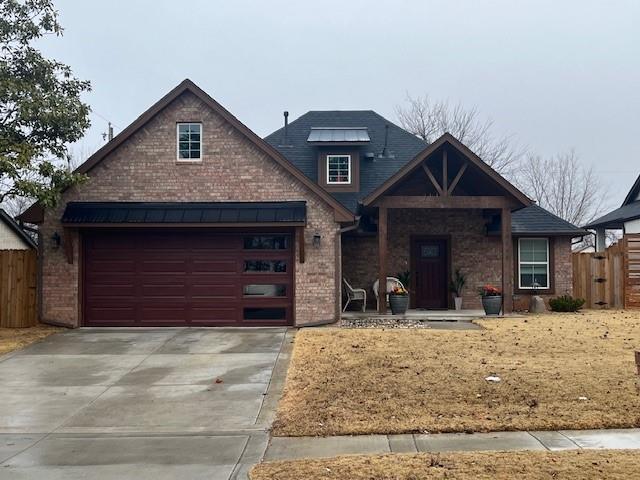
341,134 -> 531,315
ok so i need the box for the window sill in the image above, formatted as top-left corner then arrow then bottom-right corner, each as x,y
176,159 -> 203,165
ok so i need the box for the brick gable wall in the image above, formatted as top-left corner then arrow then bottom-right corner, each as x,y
40,91 -> 340,326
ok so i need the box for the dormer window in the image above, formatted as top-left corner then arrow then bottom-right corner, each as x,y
177,123 -> 202,160
327,155 -> 351,184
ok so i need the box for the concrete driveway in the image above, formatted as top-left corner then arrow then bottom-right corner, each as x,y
0,327 -> 292,480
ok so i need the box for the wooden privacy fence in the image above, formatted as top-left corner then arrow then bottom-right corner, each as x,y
572,234 -> 640,309
0,250 -> 37,327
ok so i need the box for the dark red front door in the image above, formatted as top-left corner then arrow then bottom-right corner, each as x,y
83,230 -> 294,327
413,238 -> 448,309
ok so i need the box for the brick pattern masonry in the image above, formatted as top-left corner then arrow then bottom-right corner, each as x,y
40,91 -> 340,327
342,209 -> 572,310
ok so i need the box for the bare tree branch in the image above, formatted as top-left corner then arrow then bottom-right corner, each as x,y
395,93 -> 524,177
514,150 -> 611,227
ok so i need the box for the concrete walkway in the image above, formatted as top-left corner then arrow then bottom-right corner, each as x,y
264,428 -> 640,461
0,327 -> 294,480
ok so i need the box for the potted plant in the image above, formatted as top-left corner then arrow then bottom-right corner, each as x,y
478,284 -> 502,316
449,268 -> 466,310
389,285 -> 409,315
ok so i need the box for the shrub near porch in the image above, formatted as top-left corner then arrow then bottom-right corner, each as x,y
272,310 -> 640,436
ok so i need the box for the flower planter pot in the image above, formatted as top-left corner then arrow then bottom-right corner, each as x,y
389,294 -> 409,315
454,296 -> 463,311
482,295 -> 502,316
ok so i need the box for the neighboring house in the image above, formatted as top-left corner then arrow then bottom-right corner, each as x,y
0,209 -> 36,250
19,79 -> 585,328
584,174 -> 640,251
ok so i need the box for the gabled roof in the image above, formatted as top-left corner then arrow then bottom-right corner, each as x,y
0,209 -> 36,248
583,202 -> 640,229
20,80 -> 354,224
622,173 -> 640,206
512,205 -> 588,236
265,110 -> 429,212
583,173 -> 640,229
362,133 -> 532,207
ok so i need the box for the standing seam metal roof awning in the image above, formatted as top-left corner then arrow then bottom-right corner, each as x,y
307,127 -> 370,143
61,201 -> 307,225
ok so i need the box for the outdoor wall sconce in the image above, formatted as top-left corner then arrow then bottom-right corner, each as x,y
51,232 -> 61,250
312,233 -> 321,248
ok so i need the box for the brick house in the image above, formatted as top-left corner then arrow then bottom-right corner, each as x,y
20,80 -> 585,327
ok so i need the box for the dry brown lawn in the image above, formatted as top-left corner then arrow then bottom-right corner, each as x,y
250,450 -> 640,480
0,325 -> 62,356
273,310 -> 640,436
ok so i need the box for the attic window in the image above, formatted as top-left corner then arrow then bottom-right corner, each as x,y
177,123 -> 201,160
327,155 -> 351,184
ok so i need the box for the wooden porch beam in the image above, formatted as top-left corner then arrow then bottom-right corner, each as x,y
378,206 -> 388,314
422,164 -> 443,196
442,150 -> 448,195
501,207 -> 513,314
379,195 -> 514,209
447,162 -> 468,195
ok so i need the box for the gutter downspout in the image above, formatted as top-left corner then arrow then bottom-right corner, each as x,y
301,216 -> 361,328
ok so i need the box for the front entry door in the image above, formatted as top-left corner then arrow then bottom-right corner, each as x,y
413,238 -> 448,309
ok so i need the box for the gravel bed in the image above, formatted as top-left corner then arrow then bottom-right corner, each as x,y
339,316 -> 433,328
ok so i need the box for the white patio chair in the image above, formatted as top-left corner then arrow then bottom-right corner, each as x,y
342,278 -> 367,312
373,277 -> 405,311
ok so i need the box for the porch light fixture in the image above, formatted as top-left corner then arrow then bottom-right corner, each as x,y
312,233 -> 321,248
51,232 -> 61,249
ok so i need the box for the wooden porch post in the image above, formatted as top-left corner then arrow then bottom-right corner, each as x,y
501,207 -> 513,313
378,205 -> 388,313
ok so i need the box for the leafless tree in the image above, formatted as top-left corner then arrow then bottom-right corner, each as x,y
515,150 -> 609,227
396,93 -> 524,177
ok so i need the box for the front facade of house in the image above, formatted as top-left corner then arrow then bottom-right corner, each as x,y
21,80 -> 584,328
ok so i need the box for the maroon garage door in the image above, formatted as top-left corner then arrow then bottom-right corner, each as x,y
83,230 -> 294,326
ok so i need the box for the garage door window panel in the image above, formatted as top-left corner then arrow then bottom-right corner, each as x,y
243,260 -> 287,273
243,284 -> 287,297
243,235 -> 290,250
243,307 -> 287,321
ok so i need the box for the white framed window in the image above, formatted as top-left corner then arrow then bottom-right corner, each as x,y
518,238 -> 550,289
326,154 -> 351,184
177,123 -> 202,160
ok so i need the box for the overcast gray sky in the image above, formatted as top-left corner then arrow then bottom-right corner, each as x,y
42,0 -> 639,206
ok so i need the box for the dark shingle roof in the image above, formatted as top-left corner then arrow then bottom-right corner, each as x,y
61,202 -> 306,225
512,205 -> 587,236
265,111 -> 428,212
264,110 -> 584,236
583,201 -> 640,229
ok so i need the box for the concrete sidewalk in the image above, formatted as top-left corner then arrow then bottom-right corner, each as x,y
264,428 -> 640,461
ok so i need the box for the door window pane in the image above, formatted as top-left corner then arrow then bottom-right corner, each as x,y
421,245 -> 439,258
